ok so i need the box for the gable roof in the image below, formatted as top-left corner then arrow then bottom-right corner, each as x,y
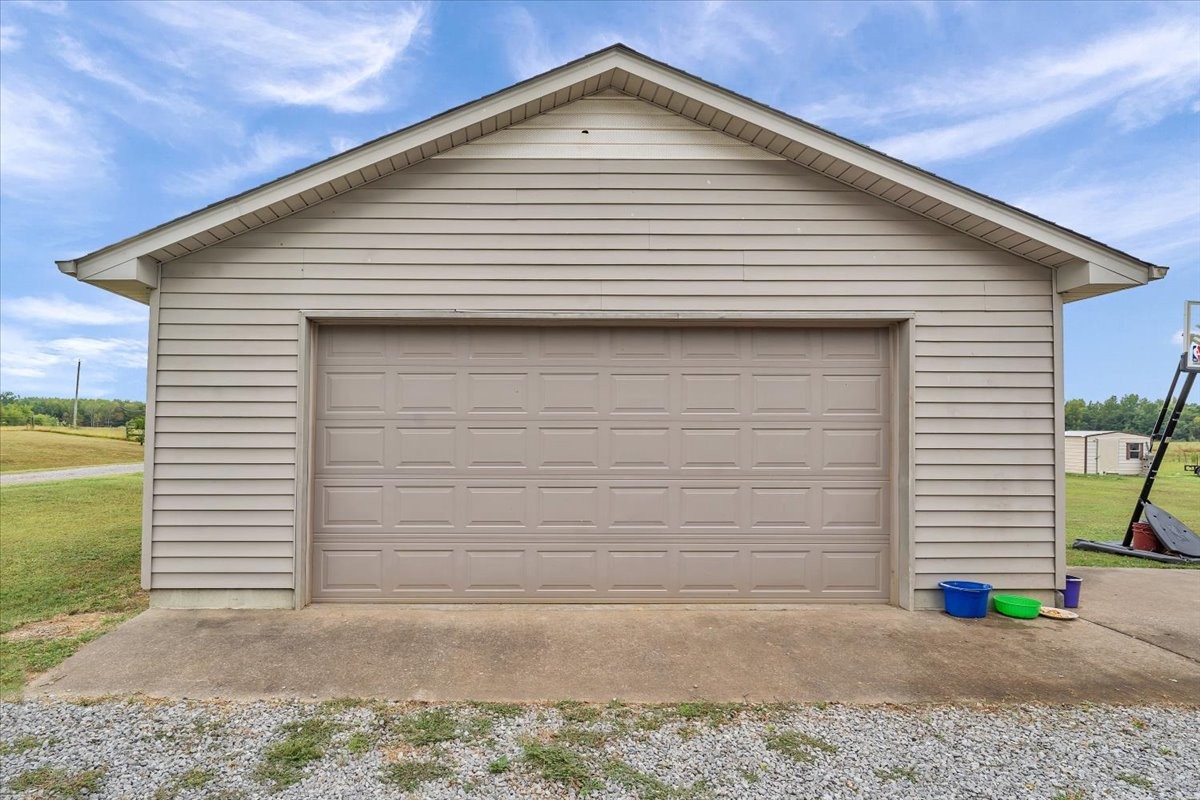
59,44 -> 1167,304
1066,430 -> 1148,438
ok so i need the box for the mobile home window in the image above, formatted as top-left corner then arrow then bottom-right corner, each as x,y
1126,442 -> 1145,460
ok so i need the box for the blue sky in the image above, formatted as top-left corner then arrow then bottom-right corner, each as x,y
1,0 -> 1197,402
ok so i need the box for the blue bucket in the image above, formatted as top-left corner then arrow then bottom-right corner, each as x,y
938,580 -> 993,618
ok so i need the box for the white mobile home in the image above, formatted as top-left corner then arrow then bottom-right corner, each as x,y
57,46 -> 1166,610
1065,431 -> 1151,476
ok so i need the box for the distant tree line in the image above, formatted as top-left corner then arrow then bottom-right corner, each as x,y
4,391 -> 1194,440
0,392 -> 146,428
1065,395 -> 1199,441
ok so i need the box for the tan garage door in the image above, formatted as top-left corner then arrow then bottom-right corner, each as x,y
312,325 -> 891,602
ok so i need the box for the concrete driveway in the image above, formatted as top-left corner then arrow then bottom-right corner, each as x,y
30,569 -> 1200,705
1070,566 -> 1200,662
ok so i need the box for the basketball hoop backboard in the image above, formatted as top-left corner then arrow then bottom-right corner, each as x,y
1187,301 -> 1200,373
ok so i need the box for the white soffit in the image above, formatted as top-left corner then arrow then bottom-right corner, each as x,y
57,45 -> 1165,303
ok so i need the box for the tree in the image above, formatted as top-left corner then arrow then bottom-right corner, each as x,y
0,402 -> 32,426
1063,395 -> 1198,440
1064,398 -> 1086,431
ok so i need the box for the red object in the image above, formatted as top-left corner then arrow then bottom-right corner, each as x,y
1131,522 -> 1160,552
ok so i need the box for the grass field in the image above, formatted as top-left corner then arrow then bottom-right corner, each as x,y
0,428 -> 143,473
1066,441 -> 1200,568
0,474 -> 147,695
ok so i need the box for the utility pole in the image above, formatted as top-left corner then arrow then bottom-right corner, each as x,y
72,360 -> 81,428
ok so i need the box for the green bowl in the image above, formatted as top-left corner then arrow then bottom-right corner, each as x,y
992,594 -> 1042,619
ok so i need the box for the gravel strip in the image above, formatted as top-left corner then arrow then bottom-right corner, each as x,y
1,699 -> 1197,799
0,463 -> 142,486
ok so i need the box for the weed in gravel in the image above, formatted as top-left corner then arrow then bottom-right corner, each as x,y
606,699 -> 626,710
395,709 -> 458,746
554,700 -> 602,723
0,734 -> 51,754
469,701 -> 524,718
1158,747 -> 1176,757
153,767 -> 216,800
603,759 -> 674,799
520,738 -> 603,793
346,732 -> 375,755
8,765 -> 105,798
488,755 -> 511,774
553,725 -> 612,749
675,701 -> 739,725
178,768 -> 215,789
635,710 -> 668,731
191,718 -> 225,737
765,730 -> 838,762
254,718 -> 341,790
875,766 -> 918,782
677,725 -> 700,742
464,715 -> 495,740
1117,773 -> 1153,789
1052,790 -> 1086,800
737,767 -> 760,783
380,759 -> 452,791
1129,717 -> 1148,730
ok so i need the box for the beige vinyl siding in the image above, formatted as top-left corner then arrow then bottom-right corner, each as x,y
152,95 -> 1056,601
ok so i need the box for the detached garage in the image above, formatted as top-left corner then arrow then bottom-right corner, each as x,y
58,45 -> 1165,610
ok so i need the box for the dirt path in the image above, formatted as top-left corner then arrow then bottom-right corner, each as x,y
0,462 -> 143,486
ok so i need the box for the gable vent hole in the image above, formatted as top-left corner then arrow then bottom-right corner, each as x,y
581,130 -> 589,134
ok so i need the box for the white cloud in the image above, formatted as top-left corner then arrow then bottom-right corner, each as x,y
502,0 -> 781,81
173,132 -> 317,197
2,295 -> 148,327
0,326 -> 143,395
0,24 -> 23,51
804,16 -> 1200,164
1015,165 -> 1200,251
0,84 -> 110,195
139,1 -> 430,113
56,34 -> 202,116
9,0 -> 67,15
329,136 -> 361,156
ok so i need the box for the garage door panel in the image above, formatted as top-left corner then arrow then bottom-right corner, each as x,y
316,421 -> 889,477
820,328 -> 887,361
320,424 -> 386,469
396,373 -> 457,413
313,478 -> 888,536
311,542 -> 889,599
321,370 -> 387,414
822,373 -> 886,416
312,325 -> 891,601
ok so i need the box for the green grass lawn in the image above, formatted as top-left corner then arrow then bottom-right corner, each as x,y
0,428 -> 143,473
1066,456 -> 1200,568
0,475 -> 147,695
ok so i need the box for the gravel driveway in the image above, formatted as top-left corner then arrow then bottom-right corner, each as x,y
0,463 -> 142,486
1,699 -> 1196,799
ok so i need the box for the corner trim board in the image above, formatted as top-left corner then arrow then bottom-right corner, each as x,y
141,289 -> 160,589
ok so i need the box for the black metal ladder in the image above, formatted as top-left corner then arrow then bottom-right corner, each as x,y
1123,354 -> 1196,546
